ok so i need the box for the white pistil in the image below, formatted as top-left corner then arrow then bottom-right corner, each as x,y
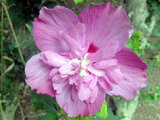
84,53 -> 89,60
81,59 -> 90,69
80,69 -> 88,77
79,54 -> 90,77
59,54 -> 91,77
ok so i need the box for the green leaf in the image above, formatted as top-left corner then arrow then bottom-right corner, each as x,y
8,6 -> 25,24
107,108 -> 124,120
154,86 -> 160,100
32,93 -> 60,113
126,32 -> 143,56
151,1 -> 158,10
73,0 -> 84,4
37,113 -> 58,120
26,24 -> 32,34
60,109 -> 66,115
96,100 -> 108,119
155,55 -> 160,67
1,56 -> 15,76
2,0 -> 7,3
41,0 -> 46,5
153,27 -> 159,36
145,94 -> 154,104
146,60 -> 155,74
158,40 -> 160,51
69,116 -> 91,120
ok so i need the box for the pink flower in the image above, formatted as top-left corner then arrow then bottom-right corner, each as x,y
25,3 -> 147,117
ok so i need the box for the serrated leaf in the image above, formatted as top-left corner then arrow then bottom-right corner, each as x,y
96,100 -> 108,119
126,32 -> 143,56
73,0 -> 84,4
37,113 -> 58,120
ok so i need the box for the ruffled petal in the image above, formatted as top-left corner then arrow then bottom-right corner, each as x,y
89,75 -> 98,89
58,22 -> 88,58
98,77 -> 113,92
93,59 -> 118,69
106,67 -> 124,84
59,58 -> 79,75
58,30 -> 86,57
79,3 -> 133,61
52,78 -> 68,94
78,83 -> 92,101
107,48 -> 147,100
90,85 -> 98,103
87,66 -> 105,77
40,51 -> 70,67
25,54 -> 55,97
69,74 -> 82,86
56,85 -> 105,117
33,6 -> 79,53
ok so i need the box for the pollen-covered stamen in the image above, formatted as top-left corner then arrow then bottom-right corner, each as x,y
59,53 -> 105,78
79,69 -> 89,77
79,54 -> 90,77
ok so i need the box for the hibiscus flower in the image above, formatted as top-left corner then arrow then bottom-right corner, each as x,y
25,2 -> 147,117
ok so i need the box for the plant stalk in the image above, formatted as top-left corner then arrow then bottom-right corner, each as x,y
1,2 -> 4,91
1,2 -> 26,65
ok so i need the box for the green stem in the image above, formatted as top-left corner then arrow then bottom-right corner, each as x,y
1,2 -> 4,91
18,103 -> 25,120
1,2 -> 26,65
0,101 -> 5,120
